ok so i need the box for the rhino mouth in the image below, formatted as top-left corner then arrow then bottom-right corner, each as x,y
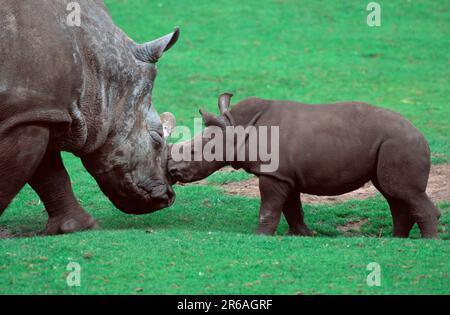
91,166 -> 175,214
120,172 -> 175,214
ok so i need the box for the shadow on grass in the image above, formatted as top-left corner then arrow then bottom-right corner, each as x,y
89,185 -> 450,240
2,184 -> 448,240
98,185 -> 449,240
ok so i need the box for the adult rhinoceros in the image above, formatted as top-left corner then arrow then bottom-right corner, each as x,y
0,0 -> 179,234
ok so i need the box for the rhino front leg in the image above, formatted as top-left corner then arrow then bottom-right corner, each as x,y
28,151 -> 97,235
256,176 -> 290,235
283,192 -> 314,236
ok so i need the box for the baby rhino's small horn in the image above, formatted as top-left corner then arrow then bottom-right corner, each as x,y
218,92 -> 233,114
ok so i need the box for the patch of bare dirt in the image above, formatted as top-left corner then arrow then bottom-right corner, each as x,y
215,164 -> 450,204
0,226 -> 12,239
337,218 -> 369,235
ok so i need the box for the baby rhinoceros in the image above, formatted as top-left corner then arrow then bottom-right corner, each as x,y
168,93 -> 440,238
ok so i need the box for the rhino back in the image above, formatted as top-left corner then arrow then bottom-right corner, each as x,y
0,0 -> 82,118
230,98 -> 426,192
0,0 -> 139,149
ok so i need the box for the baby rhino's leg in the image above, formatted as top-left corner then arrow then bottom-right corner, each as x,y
256,176 -> 290,235
283,192 -> 314,236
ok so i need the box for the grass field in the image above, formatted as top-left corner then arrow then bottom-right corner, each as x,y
0,0 -> 449,294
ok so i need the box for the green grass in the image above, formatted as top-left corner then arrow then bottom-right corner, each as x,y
1,0 -> 449,294
206,169 -> 254,184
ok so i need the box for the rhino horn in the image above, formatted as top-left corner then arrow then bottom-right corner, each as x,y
199,109 -> 227,129
133,27 -> 180,63
218,92 -> 233,114
160,112 -> 176,139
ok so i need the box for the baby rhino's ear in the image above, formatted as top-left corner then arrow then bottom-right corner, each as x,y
199,109 -> 226,129
160,112 -> 176,139
218,92 -> 233,114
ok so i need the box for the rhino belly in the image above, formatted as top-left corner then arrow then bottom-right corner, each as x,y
290,134 -> 381,196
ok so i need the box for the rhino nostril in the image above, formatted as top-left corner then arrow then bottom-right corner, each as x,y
168,167 -> 181,178
149,184 -> 166,198
167,186 -> 175,198
139,178 -> 175,204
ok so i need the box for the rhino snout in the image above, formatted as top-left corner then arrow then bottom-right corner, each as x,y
167,164 -> 181,183
139,179 -> 175,206
167,161 -> 187,184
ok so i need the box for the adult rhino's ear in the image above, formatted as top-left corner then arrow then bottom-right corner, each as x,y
218,92 -> 233,114
199,109 -> 226,129
160,112 -> 176,139
133,27 -> 180,63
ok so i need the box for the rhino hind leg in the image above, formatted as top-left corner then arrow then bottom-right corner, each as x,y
386,198 -> 415,237
404,193 -> 440,239
0,125 -> 50,217
374,139 -> 440,239
28,151 -> 97,235
283,192 -> 314,236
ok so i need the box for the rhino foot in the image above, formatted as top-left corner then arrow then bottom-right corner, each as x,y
43,211 -> 98,236
287,226 -> 316,237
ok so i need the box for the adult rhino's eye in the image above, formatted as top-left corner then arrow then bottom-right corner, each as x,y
150,132 -> 163,148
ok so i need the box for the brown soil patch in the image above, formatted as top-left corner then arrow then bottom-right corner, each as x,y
337,218 -> 369,235
0,226 -> 12,239
215,164 -> 450,204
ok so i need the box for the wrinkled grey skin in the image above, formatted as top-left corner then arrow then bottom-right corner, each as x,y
169,94 -> 440,239
0,0 -> 178,234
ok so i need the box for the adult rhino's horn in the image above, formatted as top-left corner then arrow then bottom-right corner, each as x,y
218,92 -> 233,114
133,27 -> 180,63
160,112 -> 176,139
